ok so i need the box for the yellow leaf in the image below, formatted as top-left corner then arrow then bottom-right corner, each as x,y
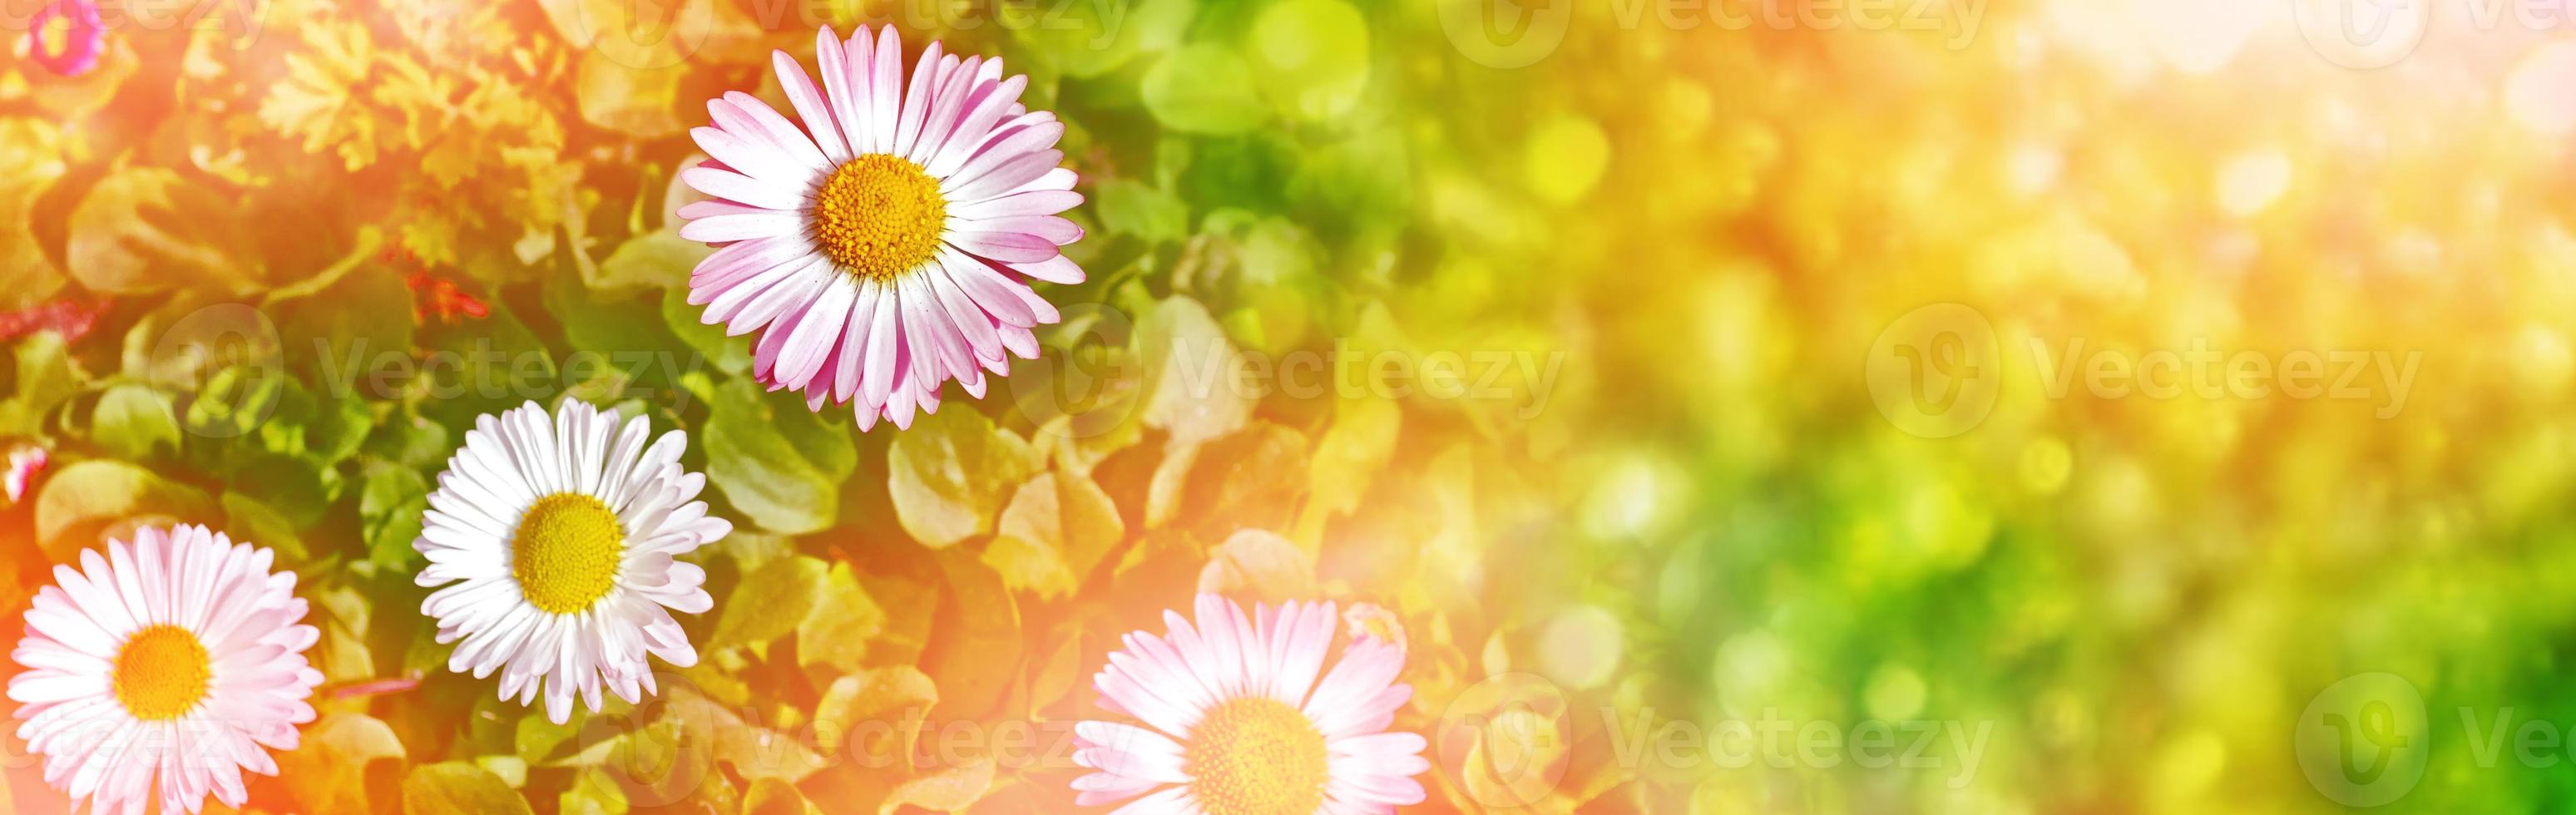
981,471 -> 1126,600
878,757 -> 996,813
1197,528 -> 1315,603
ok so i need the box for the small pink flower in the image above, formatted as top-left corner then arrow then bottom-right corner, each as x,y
1342,602 -> 1407,654
4,447 -> 47,504
677,26 -> 1085,431
26,0 -> 105,78
1071,595 -> 1429,813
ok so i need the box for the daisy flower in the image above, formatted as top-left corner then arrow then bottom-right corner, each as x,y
1071,595 -> 1430,814
676,25 -> 1086,431
413,401 -> 730,724
27,0 -> 106,77
8,525 -> 324,815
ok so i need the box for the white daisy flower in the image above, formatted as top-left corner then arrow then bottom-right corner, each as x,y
8,525 -> 323,815
413,401 -> 731,724
677,25 -> 1087,431
1071,595 -> 1431,814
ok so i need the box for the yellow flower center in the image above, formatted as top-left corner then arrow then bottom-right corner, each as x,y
810,153 -> 947,282
1184,697 -> 1329,815
112,625 -> 210,722
512,492 -> 626,615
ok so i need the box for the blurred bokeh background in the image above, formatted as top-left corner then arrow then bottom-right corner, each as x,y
6,0 -> 2575,811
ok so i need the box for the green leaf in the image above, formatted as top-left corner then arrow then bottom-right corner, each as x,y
65,168 -> 265,295
0,332 -> 78,434
91,384 -> 181,460
744,778 -> 814,815
515,713 -> 581,765
360,461 -> 431,570
1096,179 -> 1191,244
223,491 -> 314,565
279,713 -> 409,813
799,561 -> 887,673
475,755 -> 528,788
1249,0 -> 1372,120
711,554 -> 826,651
33,460 -> 219,559
275,264 -> 412,384
1142,43 -> 1269,136
557,769 -> 629,815
230,452 -> 332,528
363,408 -> 455,468
705,378 -> 849,535
544,266 -> 684,363
307,393 -> 376,467
181,364 -> 288,442
662,284 -> 751,376
403,762 -> 534,815
887,408 -> 1041,547
592,229 -> 710,292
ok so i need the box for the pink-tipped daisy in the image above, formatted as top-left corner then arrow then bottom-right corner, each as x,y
27,0 -> 106,77
1071,595 -> 1430,814
677,25 -> 1085,431
8,525 -> 324,815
